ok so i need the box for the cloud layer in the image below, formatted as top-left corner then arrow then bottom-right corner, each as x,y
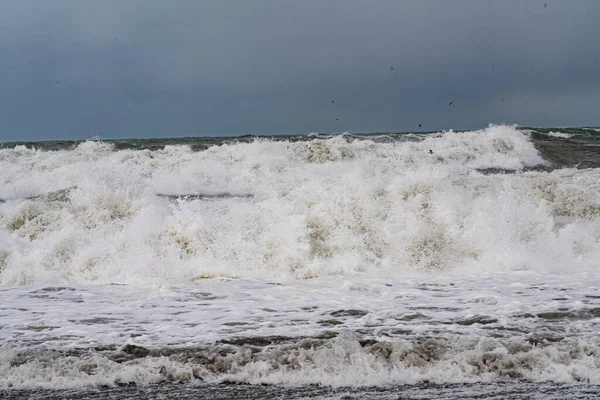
0,0 -> 599,140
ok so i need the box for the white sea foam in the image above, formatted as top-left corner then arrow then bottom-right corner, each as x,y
1,273 -> 599,389
2,336 -> 599,389
3,124 -> 595,285
542,131 -> 573,138
1,124 -> 600,389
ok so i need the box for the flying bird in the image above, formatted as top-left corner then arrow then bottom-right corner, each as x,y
418,124 -> 422,128
448,102 -> 454,106
330,100 -> 335,104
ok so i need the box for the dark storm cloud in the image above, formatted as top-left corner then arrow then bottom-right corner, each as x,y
0,0 -> 599,141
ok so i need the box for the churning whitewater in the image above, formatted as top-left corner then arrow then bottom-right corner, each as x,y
0,125 -> 600,391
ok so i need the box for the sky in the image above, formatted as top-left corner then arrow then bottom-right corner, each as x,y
0,0 -> 599,141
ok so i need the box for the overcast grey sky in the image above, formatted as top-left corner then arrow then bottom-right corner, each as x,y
0,0 -> 599,141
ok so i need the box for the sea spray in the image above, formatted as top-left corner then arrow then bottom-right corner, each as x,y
1,125 -> 598,284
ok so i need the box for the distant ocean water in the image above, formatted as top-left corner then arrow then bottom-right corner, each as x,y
1,125 -> 600,399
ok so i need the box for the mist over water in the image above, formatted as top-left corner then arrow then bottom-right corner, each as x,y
1,125 -> 600,391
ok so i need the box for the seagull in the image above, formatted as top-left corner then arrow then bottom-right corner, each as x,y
429,150 -> 433,154
330,100 -> 335,104
418,124 -> 422,128
449,102 -> 454,106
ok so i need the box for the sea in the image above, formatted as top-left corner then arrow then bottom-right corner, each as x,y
1,124 -> 599,399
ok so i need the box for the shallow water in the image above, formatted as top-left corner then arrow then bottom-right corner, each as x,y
3,382 -> 600,400
2,274 -> 599,388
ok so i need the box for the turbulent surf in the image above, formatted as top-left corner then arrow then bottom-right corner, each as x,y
1,125 -> 599,396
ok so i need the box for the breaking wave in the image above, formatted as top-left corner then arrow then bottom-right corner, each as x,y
2,332 -> 600,389
1,124 -> 599,285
